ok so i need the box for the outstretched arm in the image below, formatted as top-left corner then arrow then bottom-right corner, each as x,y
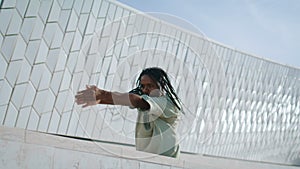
75,85 -> 150,110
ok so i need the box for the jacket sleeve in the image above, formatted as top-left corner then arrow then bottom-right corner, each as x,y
141,95 -> 178,118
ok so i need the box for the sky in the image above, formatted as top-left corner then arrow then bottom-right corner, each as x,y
116,0 -> 300,69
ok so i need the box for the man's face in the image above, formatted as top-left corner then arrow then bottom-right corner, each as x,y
140,75 -> 160,96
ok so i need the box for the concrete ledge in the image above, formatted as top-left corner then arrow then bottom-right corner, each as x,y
0,126 -> 298,169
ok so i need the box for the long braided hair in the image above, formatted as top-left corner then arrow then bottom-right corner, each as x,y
129,67 -> 182,110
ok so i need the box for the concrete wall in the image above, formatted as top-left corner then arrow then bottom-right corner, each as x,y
1,126 -> 299,169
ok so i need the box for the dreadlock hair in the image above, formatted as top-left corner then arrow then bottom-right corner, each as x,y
129,67 -> 182,110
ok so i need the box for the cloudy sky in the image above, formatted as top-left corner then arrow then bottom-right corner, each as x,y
117,0 -> 300,69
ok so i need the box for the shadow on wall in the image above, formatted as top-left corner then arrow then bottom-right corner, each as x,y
290,159 -> 300,166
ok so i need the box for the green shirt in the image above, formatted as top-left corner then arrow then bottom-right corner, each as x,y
135,95 -> 180,158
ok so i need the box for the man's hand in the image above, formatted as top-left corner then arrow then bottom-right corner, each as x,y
75,85 -> 102,108
75,85 -> 149,109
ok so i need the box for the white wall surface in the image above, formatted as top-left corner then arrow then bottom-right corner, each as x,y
1,126 -> 299,169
